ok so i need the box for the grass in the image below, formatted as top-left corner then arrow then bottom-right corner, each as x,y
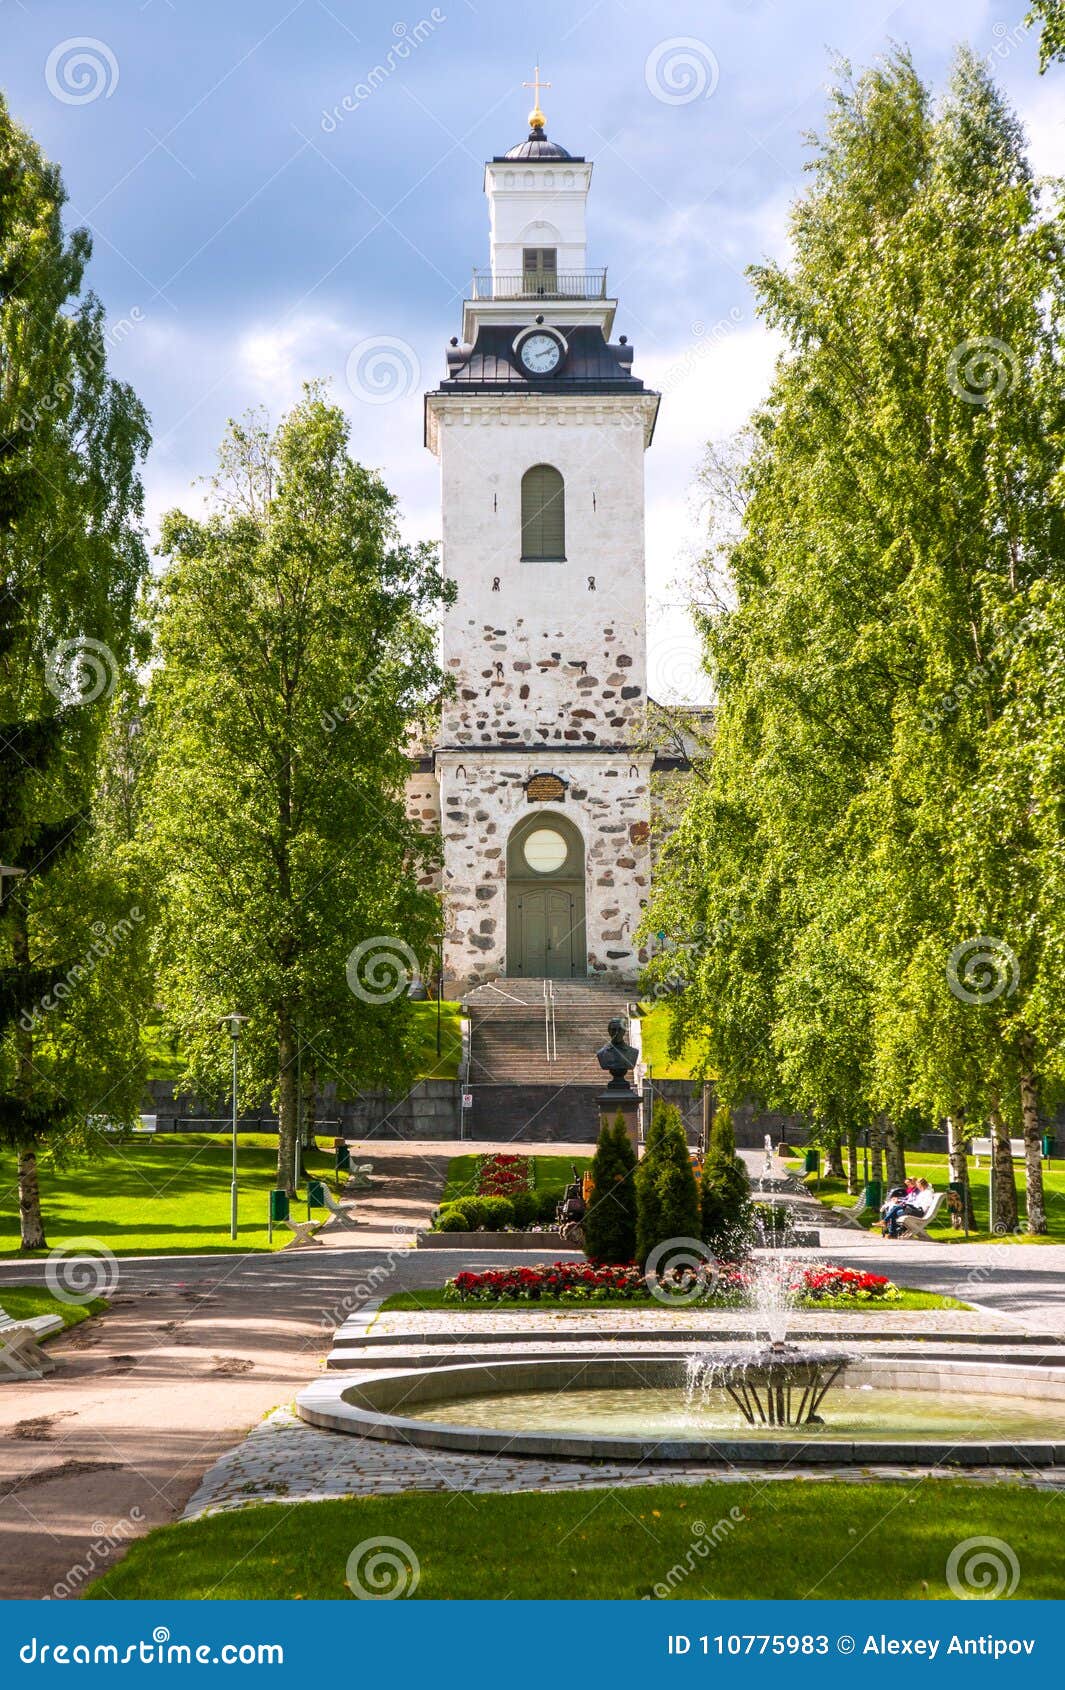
0,1285 -> 106,1330
0,1133 -> 336,1259
378,1287 -> 965,1313
637,1004 -> 703,1080
85,1481 -> 1061,1599
406,1000 -> 462,1081
791,1151 -> 1065,1243
440,1152 -> 592,1205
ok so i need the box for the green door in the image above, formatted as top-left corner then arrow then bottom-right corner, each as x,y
506,814 -> 587,978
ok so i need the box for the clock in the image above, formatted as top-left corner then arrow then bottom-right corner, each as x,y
516,329 -> 565,376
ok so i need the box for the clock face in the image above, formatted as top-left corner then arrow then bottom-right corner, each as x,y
519,332 -> 562,375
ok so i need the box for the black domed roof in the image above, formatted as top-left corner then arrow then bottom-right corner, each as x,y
496,130 -> 580,163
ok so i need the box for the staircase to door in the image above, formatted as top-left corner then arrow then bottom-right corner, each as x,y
463,977 -> 635,1142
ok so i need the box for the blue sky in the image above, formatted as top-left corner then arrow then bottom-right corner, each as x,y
3,0 -> 1061,696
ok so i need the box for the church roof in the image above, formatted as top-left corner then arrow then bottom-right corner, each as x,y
494,130 -> 583,163
438,325 -> 645,391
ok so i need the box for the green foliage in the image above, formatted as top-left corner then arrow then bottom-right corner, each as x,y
583,1113 -> 638,1264
0,95 -> 151,1244
708,1102 -> 735,1157
642,47 -> 1065,1237
144,392 -> 451,1190
434,1208 -> 470,1233
635,1102 -> 700,1265
1026,1 -> 1065,69
700,1152 -> 751,1253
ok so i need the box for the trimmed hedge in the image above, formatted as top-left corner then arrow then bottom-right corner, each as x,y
433,1188 -> 559,1232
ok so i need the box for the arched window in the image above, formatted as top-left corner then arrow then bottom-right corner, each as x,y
521,464 -> 565,561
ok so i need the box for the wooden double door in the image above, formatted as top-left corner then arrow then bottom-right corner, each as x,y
510,884 -> 583,978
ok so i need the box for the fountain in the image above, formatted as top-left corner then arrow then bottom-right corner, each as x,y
687,1342 -> 849,1427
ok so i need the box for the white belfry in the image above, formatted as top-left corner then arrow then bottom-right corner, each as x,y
415,90 -> 661,989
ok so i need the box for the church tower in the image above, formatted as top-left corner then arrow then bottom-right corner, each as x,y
423,82 -> 659,990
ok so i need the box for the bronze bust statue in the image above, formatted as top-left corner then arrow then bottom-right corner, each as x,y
596,1016 -> 639,1090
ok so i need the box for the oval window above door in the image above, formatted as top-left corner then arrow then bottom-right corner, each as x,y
522,827 -> 569,873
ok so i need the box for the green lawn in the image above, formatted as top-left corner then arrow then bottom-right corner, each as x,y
0,1286 -> 106,1329
379,1287 -> 964,1313
85,1481 -> 1060,1599
637,1004 -> 703,1080
406,1000 -> 462,1081
0,1134 -> 336,1258
440,1152 -> 591,1205
791,1151 -> 1065,1243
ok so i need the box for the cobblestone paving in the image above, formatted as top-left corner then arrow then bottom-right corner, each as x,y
357,1304 -> 1022,1340
182,1405 -> 1065,1519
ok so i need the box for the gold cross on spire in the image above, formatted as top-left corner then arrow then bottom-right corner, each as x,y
523,63 -> 550,132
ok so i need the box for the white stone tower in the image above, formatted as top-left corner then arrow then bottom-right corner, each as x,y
422,84 -> 659,989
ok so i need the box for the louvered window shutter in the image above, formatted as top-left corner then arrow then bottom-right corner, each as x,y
521,465 -> 565,560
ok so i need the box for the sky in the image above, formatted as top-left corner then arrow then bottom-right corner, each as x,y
3,0 -> 1062,699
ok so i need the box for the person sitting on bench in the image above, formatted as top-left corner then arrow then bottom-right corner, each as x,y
882,1177 -> 935,1239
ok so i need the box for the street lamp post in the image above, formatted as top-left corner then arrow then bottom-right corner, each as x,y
219,1014 -> 249,1240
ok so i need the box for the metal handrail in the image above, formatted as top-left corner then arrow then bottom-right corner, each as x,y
470,269 -> 608,301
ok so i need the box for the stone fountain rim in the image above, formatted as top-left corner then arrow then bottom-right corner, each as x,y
296,1352 -> 1065,1468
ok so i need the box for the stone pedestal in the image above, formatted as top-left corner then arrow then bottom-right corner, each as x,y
598,1080 -> 640,1154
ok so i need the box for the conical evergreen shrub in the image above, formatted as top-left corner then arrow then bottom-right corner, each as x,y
583,1112 -> 637,1264
635,1101 -> 700,1265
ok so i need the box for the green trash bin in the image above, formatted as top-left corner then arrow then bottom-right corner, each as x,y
335,1145 -> 352,1175
1042,1133 -> 1056,1161
306,1178 -> 326,1209
863,1179 -> 882,1212
269,1188 -> 289,1222
804,1149 -> 819,1175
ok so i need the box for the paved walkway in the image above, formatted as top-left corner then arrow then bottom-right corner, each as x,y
182,1404 -> 1064,1519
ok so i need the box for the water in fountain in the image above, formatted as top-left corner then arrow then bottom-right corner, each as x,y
685,1232 -> 851,1430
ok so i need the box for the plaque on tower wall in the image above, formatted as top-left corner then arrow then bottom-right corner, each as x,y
525,773 -> 567,803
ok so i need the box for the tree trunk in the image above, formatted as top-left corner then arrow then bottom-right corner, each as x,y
304,1061 -> 318,1152
277,1008 -> 298,1195
947,1112 -> 975,1230
882,1115 -> 906,1189
846,1127 -> 858,1197
869,1114 -> 884,1189
989,1101 -> 1019,1234
826,1132 -> 844,1179
1018,1040 -> 1047,1236
12,907 -> 46,1250
17,1143 -> 47,1251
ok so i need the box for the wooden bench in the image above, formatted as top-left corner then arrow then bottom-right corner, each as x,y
898,1191 -> 947,1238
0,1309 -> 60,1379
970,1137 -> 1025,1163
345,1162 -> 374,1193
320,1188 -> 359,1232
282,1217 -> 323,1248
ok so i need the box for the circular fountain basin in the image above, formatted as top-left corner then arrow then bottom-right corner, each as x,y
297,1354 -> 1065,1466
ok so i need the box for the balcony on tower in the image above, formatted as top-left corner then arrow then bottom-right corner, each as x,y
471,265 -> 609,302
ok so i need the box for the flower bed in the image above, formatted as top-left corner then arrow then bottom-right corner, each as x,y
443,1260 -> 900,1304
473,1153 -> 534,1198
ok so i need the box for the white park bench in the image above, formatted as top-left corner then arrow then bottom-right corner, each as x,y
898,1191 -> 947,1238
282,1216 -> 323,1247
345,1162 -> 374,1193
0,1307 -> 63,1379
969,1137 -> 1025,1163
320,1187 -> 359,1232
